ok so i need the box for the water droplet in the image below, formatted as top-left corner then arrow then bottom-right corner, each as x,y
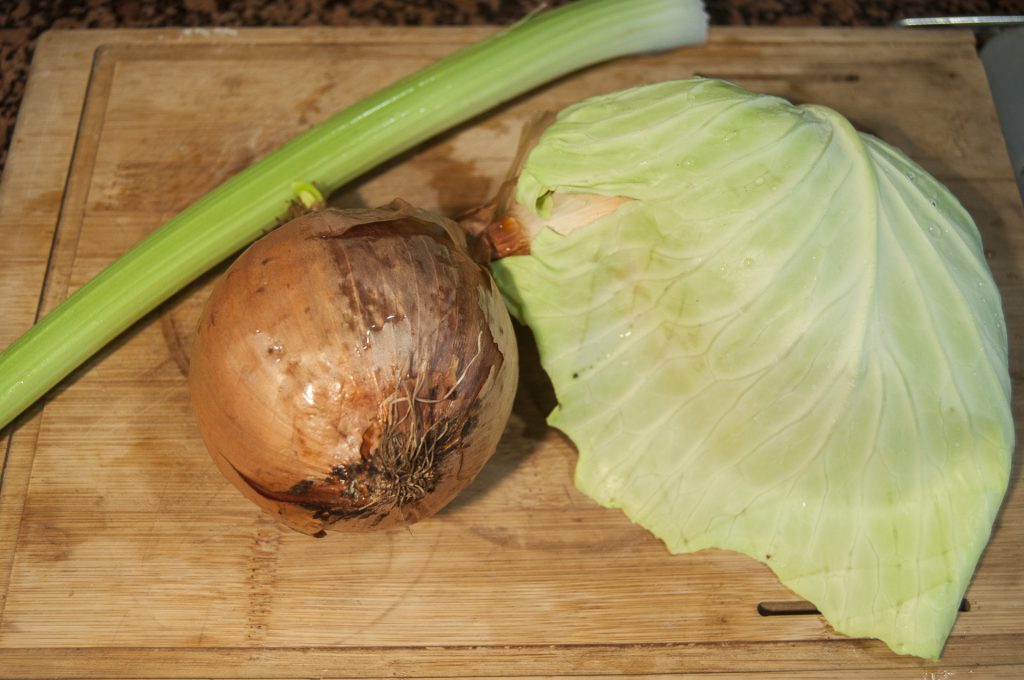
743,257 -> 755,267
683,157 -> 695,168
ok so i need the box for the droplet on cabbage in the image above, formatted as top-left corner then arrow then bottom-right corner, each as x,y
489,77 -> 1013,659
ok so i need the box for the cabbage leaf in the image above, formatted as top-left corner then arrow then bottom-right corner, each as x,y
490,78 -> 1013,659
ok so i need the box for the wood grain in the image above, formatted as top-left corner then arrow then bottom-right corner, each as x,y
0,26 -> 1021,678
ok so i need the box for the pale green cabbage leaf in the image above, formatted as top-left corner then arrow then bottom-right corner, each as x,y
490,78 -> 1013,659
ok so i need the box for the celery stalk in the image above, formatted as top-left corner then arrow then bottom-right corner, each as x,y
0,0 -> 707,431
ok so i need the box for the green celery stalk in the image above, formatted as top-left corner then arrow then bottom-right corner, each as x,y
0,0 -> 707,432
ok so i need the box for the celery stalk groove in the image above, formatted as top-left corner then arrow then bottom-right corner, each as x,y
0,0 -> 708,431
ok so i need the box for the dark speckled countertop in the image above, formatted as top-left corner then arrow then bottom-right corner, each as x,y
2,0 -> 1023,175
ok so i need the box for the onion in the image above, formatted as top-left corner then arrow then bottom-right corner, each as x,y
188,201 -> 518,535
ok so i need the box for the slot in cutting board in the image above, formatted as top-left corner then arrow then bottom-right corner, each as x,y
0,26 -> 1022,678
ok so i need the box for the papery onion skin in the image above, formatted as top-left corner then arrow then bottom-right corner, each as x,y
188,201 -> 518,535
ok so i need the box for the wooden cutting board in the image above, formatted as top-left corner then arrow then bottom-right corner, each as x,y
1,25 -> 1022,678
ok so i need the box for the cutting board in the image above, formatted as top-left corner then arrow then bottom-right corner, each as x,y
1,25 -> 1022,678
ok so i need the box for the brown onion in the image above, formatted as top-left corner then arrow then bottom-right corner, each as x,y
188,200 -> 518,535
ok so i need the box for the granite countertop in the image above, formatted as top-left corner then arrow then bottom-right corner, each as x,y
2,0 -> 1022,176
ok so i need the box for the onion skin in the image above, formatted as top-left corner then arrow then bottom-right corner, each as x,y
188,201 -> 518,535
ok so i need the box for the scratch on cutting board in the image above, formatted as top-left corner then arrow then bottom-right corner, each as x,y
74,384 -> 182,442
326,524 -> 443,645
109,608 -> 131,644
180,27 -> 239,39
245,517 -> 282,643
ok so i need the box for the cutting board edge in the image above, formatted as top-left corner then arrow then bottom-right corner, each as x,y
2,632 -> 1024,679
